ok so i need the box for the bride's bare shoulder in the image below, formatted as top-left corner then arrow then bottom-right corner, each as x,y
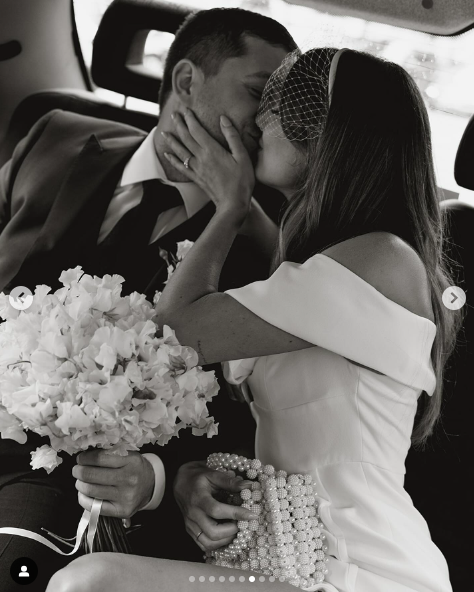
321,231 -> 435,323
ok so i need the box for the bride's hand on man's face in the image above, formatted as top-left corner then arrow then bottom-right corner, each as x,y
162,109 -> 255,216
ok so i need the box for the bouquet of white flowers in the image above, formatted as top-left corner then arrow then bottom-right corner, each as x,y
0,242 -> 219,553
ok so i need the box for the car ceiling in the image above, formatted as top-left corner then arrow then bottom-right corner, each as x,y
285,0 -> 474,35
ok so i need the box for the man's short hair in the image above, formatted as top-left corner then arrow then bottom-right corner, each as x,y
158,7 -> 297,108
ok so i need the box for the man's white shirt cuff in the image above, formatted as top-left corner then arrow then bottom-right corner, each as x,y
140,453 -> 166,511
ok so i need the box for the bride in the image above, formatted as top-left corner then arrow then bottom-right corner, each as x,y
47,48 -> 461,592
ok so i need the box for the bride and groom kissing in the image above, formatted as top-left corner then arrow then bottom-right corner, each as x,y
0,6 -> 461,592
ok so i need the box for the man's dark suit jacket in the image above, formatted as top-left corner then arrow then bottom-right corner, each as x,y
0,109 -> 268,561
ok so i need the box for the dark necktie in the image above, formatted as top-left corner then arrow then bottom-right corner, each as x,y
98,178 -> 183,286
119,178 -> 183,247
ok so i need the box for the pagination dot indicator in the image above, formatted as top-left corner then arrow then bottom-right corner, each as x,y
188,574 -> 267,583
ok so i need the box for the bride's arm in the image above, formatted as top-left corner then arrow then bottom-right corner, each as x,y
154,204 -> 312,366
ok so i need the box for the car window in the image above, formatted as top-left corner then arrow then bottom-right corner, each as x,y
74,0 -> 474,201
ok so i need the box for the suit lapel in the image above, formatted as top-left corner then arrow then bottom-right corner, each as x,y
143,201 -> 215,297
2,133 -> 143,292
158,200 -> 215,248
26,134 -> 141,257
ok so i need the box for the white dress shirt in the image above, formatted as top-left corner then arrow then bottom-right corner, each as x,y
98,127 -> 210,245
99,129 -> 210,511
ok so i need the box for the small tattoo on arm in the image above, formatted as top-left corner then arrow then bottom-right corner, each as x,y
197,340 -> 208,365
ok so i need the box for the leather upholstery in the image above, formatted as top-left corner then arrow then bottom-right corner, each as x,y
92,0 -> 191,102
455,113 -> 474,190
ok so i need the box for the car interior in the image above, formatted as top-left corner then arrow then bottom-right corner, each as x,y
0,0 -> 472,589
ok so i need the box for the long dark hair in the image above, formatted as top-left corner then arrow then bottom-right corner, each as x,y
271,49 -> 463,446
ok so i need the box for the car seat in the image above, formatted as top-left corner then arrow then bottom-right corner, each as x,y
0,0 -> 193,167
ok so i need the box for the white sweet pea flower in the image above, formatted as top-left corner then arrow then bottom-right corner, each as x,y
175,367 -> 200,392
108,298 -> 131,318
30,349 -> 62,374
192,416 -> 219,438
0,292 -> 21,321
97,376 -> 132,413
196,370 -> 220,398
125,360 -> 144,389
95,343 -> 117,371
128,291 -> 154,318
55,402 -> 92,435
177,393 -> 208,425
92,288 -> 116,313
140,397 -> 168,426
56,360 -> 78,379
33,284 -> 52,304
3,384 -> 39,416
105,442 -> 136,456
152,291 -> 161,307
68,291 -> 94,320
176,240 -> 194,260
0,343 -> 23,367
172,346 -> 199,371
0,407 -> 27,444
39,331 -> 71,359
161,325 -> 180,346
98,273 -> 126,293
59,266 -> 84,287
30,444 -> 63,474
90,326 -> 135,359
16,398 -> 54,429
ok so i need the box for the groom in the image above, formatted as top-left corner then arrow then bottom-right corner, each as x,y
0,6 -> 295,589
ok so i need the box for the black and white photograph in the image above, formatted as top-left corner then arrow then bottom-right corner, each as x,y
0,1 -> 473,591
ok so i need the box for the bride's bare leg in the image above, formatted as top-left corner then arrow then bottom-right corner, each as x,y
46,553 -> 294,592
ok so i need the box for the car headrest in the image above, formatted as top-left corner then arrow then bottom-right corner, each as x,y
0,89 -> 158,168
454,114 -> 474,191
440,198 -> 474,288
91,0 -> 192,103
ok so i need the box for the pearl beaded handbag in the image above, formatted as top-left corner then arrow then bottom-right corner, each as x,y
206,453 -> 330,590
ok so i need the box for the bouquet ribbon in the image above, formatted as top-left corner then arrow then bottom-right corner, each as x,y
0,498 -> 102,555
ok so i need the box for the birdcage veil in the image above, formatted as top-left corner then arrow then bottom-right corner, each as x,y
256,47 -> 349,142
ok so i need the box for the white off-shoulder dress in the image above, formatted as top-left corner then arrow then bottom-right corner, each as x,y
222,253 -> 451,592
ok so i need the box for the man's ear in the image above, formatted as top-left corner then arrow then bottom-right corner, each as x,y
171,59 -> 204,107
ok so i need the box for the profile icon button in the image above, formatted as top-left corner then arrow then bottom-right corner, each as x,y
9,286 -> 34,310
19,566 -> 29,578
10,557 -> 38,585
442,286 -> 466,311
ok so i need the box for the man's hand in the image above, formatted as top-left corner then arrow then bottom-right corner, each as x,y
72,450 -> 155,518
174,460 -> 258,552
